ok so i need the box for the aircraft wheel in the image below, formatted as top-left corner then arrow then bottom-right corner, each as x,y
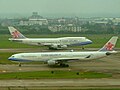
60,63 -> 63,67
65,64 -> 69,67
60,63 -> 69,67
49,47 -> 57,50
19,63 -> 21,67
82,46 -> 84,50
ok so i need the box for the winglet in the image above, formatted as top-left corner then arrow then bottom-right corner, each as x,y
99,36 -> 118,51
8,26 -> 26,39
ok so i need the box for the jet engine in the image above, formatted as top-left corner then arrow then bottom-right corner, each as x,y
51,44 -> 58,49
59,45 -> 67,48
50,44 -> 67,49
47,60 -> 58,66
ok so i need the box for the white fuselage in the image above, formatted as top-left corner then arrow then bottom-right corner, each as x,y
8,51 -> 109,63
9,37 -> 92,49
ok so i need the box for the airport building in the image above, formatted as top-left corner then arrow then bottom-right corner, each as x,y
48,24 -> 82,32
19,12 -> 48,26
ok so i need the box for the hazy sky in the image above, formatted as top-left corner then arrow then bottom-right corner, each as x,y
0,0 -> 120,17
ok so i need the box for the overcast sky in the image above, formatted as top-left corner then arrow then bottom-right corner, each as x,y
0,0 -> 120,17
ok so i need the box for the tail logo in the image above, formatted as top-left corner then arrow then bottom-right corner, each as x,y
12,30 -> 20,38
105,42 -> 114,51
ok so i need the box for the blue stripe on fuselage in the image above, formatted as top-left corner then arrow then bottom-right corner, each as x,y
8,58 -> 32,62
70,41 -> 92,46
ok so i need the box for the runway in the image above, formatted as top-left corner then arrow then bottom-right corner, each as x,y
1,48 -> 119,52
0,79 -> 120,89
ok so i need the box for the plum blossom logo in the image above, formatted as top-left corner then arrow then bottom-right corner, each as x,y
105,42 -> 114,50
12,30 -> 20,38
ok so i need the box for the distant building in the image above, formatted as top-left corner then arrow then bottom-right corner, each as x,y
112,18 -> 120,25
48,24 -> 82,32
29,12 -> 43,19
19,12 -> 48,26
28,18 -> 48,25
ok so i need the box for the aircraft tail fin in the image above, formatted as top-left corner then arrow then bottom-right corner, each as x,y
8,26 -> 26,39
99,36 -> 118,51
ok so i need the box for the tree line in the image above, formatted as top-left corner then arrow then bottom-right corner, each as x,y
0,24 -> 120,35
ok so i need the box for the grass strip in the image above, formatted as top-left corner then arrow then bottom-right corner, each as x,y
0,71 -> 112,79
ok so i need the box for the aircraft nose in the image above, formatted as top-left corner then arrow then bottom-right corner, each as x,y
8,55 -> 15,61
8,57 -> 13,61
87,39 -> 92,44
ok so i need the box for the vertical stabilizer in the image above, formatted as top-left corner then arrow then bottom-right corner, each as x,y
8,27 -> 26,39
99,36 -> 118,51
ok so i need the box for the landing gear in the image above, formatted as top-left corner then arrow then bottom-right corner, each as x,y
18,63 -> 21,67
60,63 -> 69,67
82,46 -> 84,50
49,47 -> 57,50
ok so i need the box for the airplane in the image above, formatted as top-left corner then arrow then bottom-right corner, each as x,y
8,26 -> 92,49
8,36 -> 118,67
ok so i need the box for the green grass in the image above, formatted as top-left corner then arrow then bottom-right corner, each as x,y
0,71 -> 112,79
0,52 -> 14,64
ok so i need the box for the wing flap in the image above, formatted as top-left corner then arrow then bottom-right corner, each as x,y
48,57 -> 85,62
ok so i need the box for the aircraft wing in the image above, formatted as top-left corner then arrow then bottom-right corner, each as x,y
46,55 -> 92,66
48,57 -> 87,62
48,54 -> 92,62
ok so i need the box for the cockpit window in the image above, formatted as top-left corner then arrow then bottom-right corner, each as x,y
12,56 -> 15,58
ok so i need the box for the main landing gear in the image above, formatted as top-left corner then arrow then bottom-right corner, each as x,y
60,63 -> 69,67
18,63 -> 21,67
82,46 -> 85,50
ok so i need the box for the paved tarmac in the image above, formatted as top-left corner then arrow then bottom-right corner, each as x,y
0,48 -> 117,52
0,79 -> 120,89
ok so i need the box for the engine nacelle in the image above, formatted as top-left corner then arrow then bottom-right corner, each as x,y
50,44 -> 67,49
51,44 -> 58,48
47,60 -> 58,66
60,45 -> 67,48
